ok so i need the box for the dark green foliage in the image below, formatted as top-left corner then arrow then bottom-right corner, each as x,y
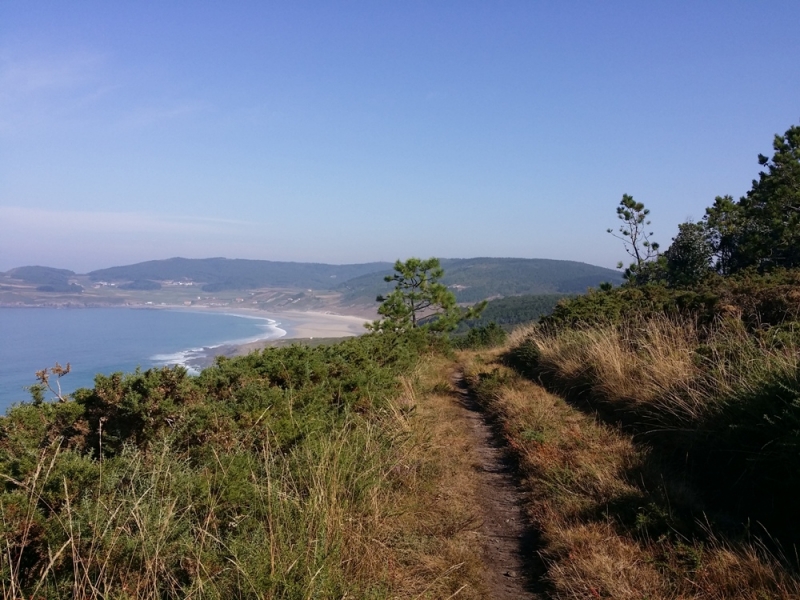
737,124 -> 800,270
705,123 -> 800,273
704,194 -> 743,275
543,283 -> 705,327
544,269 -> 800,330
452,322 -> 508,349
370,258 -> 485,332
119,279 -> 162,290
664,221 -> 714,287
451,293 -> 568,334
0,330 -> 432,597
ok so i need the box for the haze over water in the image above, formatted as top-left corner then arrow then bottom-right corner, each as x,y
0,307 -> 286,412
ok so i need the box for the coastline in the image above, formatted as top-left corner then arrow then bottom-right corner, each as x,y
166,305 -> 370,339
0,304 -> 372,376
154,306 -> 371,370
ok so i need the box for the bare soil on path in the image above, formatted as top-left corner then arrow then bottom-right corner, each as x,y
451,371 -> 547,600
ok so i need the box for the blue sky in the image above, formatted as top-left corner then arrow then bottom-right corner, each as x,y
1,1 -> 799,272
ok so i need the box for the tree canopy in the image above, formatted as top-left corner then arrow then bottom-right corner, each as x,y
609,122 -> 800,288
705,123 -> 800,273
607,194 -> 660,282
369,257 -> 485,332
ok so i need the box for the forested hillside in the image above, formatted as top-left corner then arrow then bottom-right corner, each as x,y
339,257 -> 621,304
88,257 -> 392,291
451,293 -> 569,334
4,266 -> 83,293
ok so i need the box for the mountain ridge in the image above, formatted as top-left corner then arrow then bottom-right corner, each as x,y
3,256 -> 623,303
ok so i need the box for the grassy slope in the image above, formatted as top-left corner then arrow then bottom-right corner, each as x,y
0,333 -> 490,599
459,339 -> 800,599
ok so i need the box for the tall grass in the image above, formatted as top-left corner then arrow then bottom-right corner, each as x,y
506,315 -> 800,542
509,315 -> 800,424
1,412 -> 414,599
0,332 -> 440,599
460,346 -> 800,599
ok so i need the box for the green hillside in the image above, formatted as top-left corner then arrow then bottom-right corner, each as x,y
340,257 -> 622,304
451,293 -> 570,334
88,257 -> 392,291
25,256 -> 626,301
6,266 -> 76,285
5,266 -> 83,293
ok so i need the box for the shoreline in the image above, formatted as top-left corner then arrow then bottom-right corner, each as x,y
0,304 -> 372,374
175,308 -> 371,370
162,305 -> 371,339
187,310 -> 371,370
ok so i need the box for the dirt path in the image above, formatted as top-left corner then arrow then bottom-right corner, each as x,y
451,371 -> 546,599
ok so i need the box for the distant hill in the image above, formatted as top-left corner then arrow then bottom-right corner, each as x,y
6,266 -> 76,285
451,293 -> 571,334
88,258 -> 393,292
6,257 -> 622,303
5,266 -> 83,293
339,257 -> 623,304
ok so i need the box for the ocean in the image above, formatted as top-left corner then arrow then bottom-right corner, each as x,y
0,307 -> 287,413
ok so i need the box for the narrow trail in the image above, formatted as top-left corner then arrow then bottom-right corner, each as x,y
451,370 -> 547,600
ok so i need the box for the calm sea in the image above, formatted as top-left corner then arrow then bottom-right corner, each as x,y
0,307 -> 286,413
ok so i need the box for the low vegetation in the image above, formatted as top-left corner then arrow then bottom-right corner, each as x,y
461,342 -> 800,598
0,331 -> 489,599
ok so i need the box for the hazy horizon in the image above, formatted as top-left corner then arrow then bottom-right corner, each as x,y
2,2 -> 799,272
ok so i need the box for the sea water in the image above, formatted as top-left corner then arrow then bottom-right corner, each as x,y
0,307 -> 286,413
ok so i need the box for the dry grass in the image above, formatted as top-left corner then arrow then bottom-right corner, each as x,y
372,357 -> 489,599
513,315 -> 799,426
459,347 -> 800,599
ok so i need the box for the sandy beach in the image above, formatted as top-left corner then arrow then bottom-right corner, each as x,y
174,306 -> 370,339
273,310 -> 370,338
175,307 -> 372,369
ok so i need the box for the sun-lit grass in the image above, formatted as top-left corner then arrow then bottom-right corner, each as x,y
459,332 -> 800,599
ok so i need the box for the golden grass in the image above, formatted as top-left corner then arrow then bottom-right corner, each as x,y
514,315 -> 800,427
459,348 -> 800,599
372,356 -> 489,599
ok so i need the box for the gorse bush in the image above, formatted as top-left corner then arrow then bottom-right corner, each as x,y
544,268 -> 800,329
0,330 -> 433,599
451,322 -> 508,349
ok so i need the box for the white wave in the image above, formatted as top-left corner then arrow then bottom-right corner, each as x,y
149,311 -> 287,372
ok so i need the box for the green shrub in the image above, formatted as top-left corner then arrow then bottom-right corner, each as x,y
0,330 -> 434,598
452,322 -> 508,349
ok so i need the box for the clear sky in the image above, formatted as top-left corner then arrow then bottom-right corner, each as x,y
1,1 -> 799,273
